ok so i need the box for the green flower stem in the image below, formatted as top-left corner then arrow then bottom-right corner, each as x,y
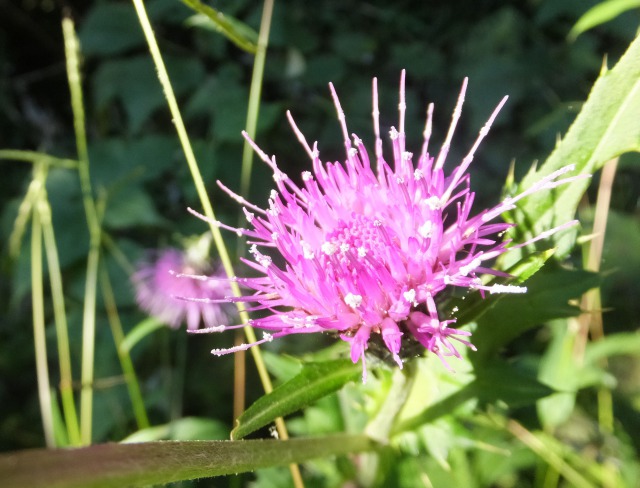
30,181 -> 55,448
99,266 -> 150,430
38,180 -> 82,446
358,364 -> 417,487
239,0 -> 274,200
233,0 -> 275,441
130,0 -> 285,436
63,16 -> 102,445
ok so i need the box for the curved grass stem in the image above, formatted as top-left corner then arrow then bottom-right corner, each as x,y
130,3 -> 302,485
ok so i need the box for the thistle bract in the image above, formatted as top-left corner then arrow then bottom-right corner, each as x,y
194,71 -> 581,379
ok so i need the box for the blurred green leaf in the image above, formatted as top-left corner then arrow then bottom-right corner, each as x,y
261,351 -> 303,383
181,0 -> 257,54
570,0 -> 640,40
231,359 -> 361,440
122,417 -> 228,442
508,35 -> 640,259
585,331 -> 640,363
121,318 -> 165,354
103,186 -> 166,230
94,56 -> 205,133
78,3 -> 146,56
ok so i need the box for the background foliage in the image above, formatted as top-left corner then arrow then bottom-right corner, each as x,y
1,0 -> 639,486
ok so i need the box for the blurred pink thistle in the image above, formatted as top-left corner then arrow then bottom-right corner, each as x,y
133,247 -> 231,331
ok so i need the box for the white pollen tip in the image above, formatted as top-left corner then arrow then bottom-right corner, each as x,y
489,284 -> 528,295
321,242 -> 338,256
345,293 -> 363,308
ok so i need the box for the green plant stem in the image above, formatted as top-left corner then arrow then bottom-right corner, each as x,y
0,149 -> 78,169
38,183 -> 82,446
507,419 -> 594,488
130,0 -> 288,440
233,0 -> 275,436
30,186 -> 55,448
239,0 -> 274,200
63,16 -> 102,445
99,266 -> 150,430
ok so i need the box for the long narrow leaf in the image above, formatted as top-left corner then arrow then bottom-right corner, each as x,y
232,359 -> 361,440
0,435 -> 375,488
181,0 -> 257,53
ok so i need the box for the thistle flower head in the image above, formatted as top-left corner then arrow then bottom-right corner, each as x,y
195,71 -> 582,379
132,238 -> 231,331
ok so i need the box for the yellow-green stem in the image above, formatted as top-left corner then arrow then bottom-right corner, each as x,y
38,184 -> 82,445
63,16 -> 102,445
234,0 -> 275,428
131,0 -> 274,417
30,188 -> 56,448
130,2 -> 301,483
239,0 -> 275,200
99,266 -> 150,429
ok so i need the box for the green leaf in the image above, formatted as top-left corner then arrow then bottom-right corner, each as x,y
569,0 -> 640,40
120,317 -> 166,354
78,3 -> 146,56
508,35 -> 640,259
454,248 -> 555,327
121,417 -> 228,442
231,359 -> 361,440
180,0 -> 257,54
94,56 -> 205,133
471,265 -> 600,362
102,186 -> 166,230
0,435 -> 375,488
584,331 -> 640,363
472,361 -> 555,407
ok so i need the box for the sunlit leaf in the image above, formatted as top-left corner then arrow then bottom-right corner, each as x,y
507,35 -> 640,259
232,359 -> 361,440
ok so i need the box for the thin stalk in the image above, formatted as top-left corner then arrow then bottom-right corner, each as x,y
239,0 -> 275,199
63,16 -> 102,445
131,0 -> 286,434
30,188 -> 55,447
234,0 -> 276,426
359,364 -> 417,487
99,266 -> 150,430
576,158 -> 618,435
507,420 -> 594,488
130,3 -> 300,483
38,188 -> 82,445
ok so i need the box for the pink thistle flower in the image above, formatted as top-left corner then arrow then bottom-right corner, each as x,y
132,245 -> 231,331
193,71 -> 585,379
